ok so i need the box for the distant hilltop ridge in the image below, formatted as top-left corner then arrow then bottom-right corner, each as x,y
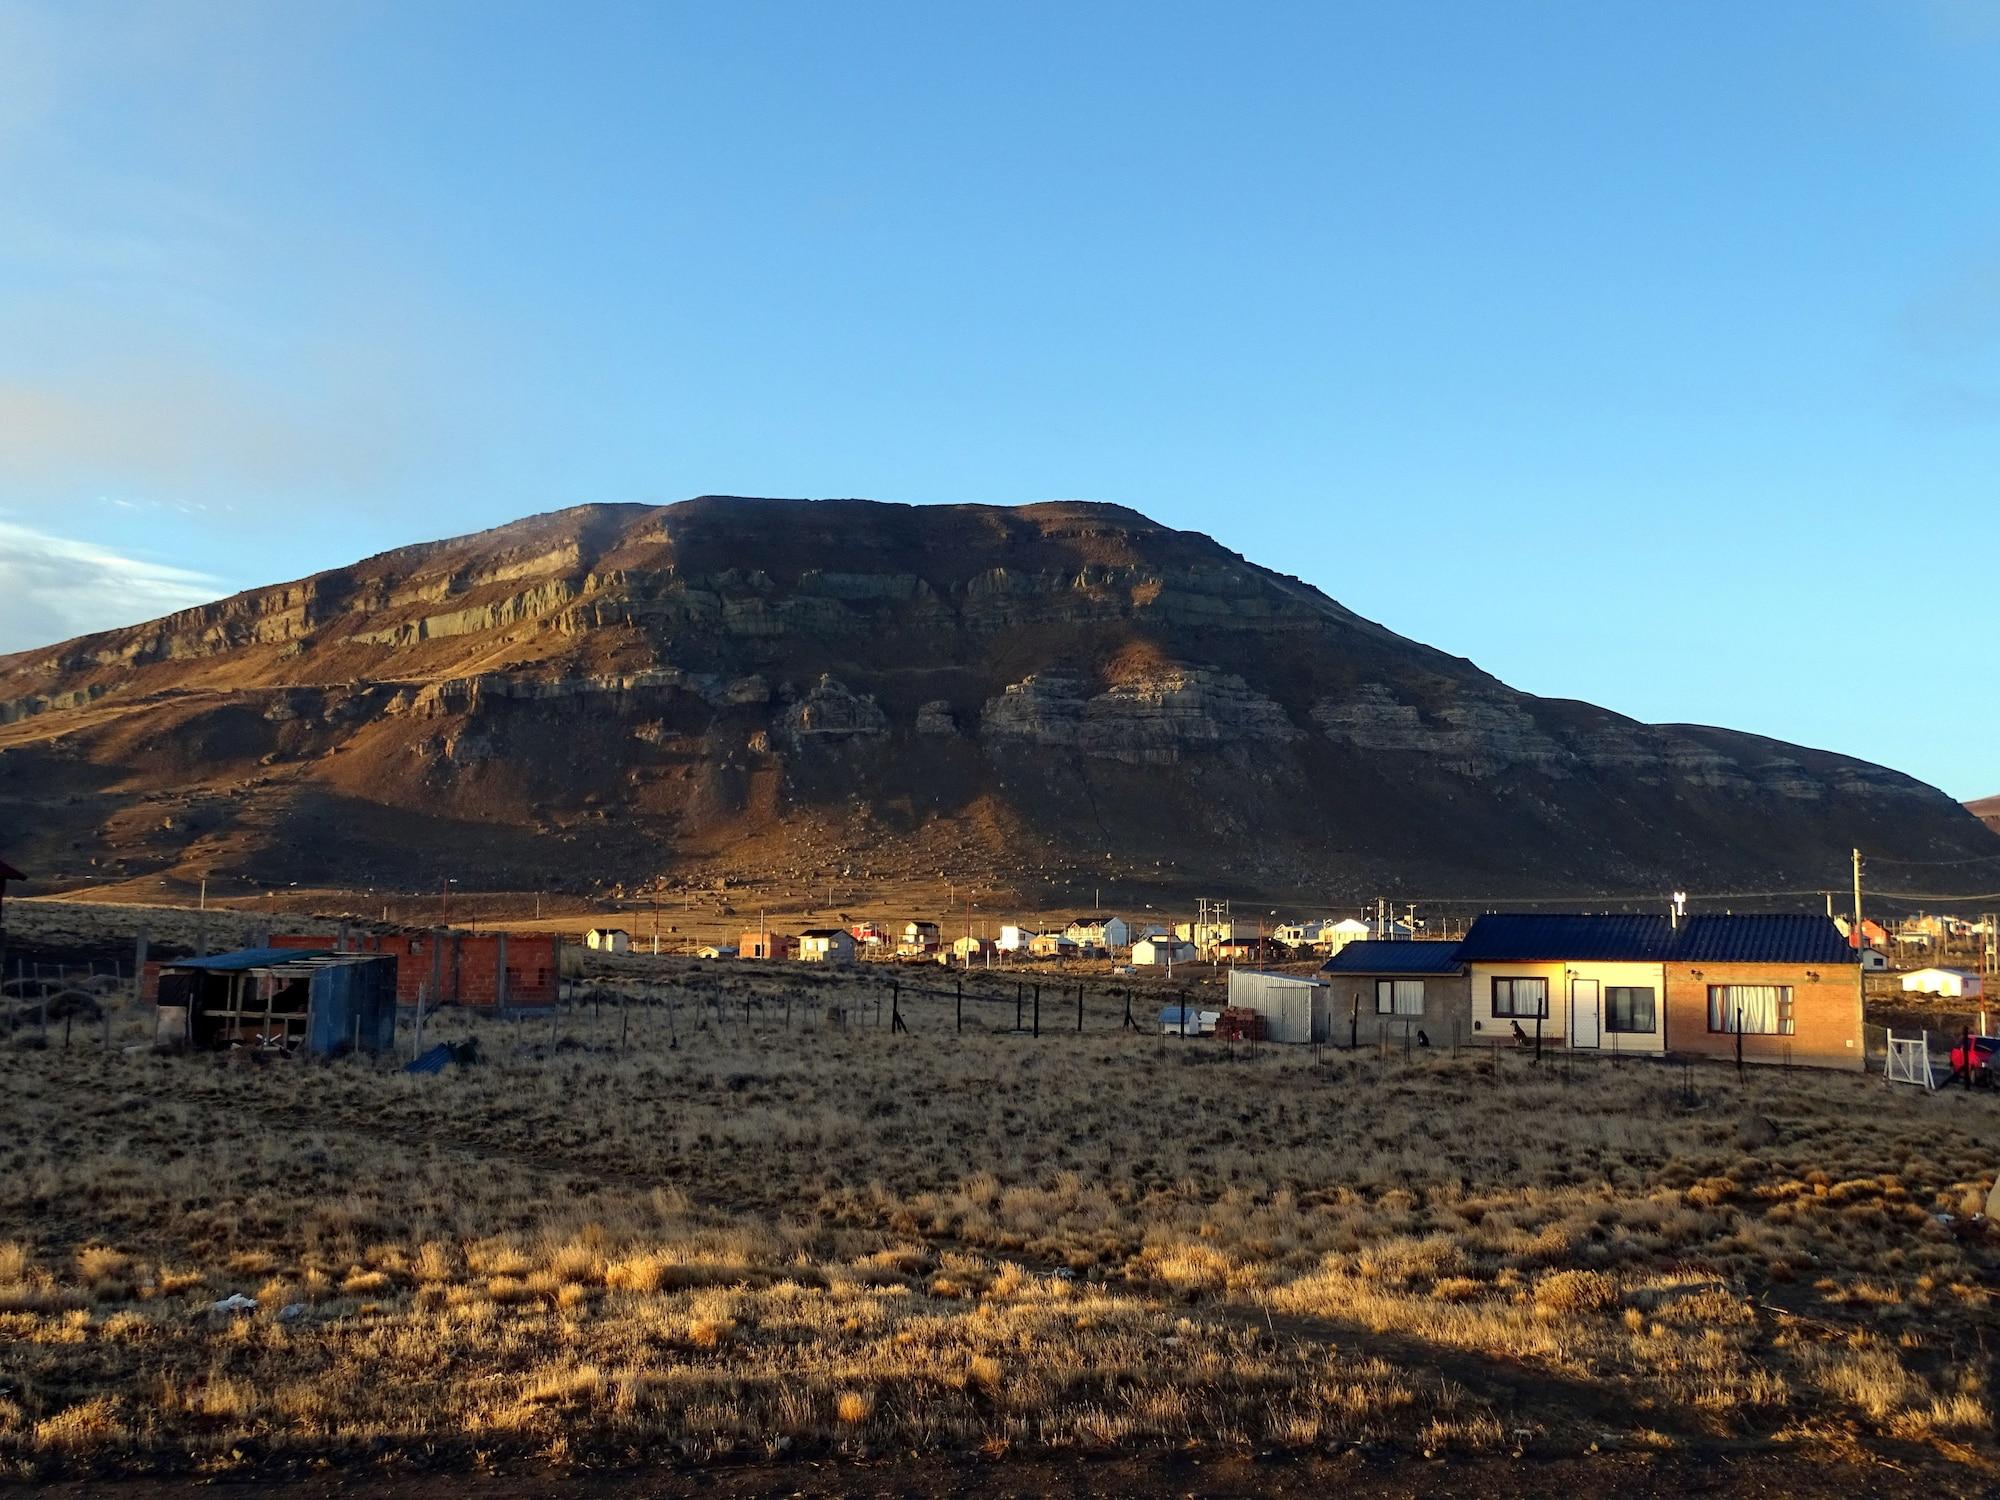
0,495 -> 1993,901
1969,796 -> 2000,836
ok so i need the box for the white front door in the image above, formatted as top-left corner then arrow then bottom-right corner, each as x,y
1570,979 -> 1601,1050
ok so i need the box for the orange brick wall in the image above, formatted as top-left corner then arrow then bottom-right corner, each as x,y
1663,961 -> 1862,1072
268,931 -> 560,1007
739,931 -> 797,960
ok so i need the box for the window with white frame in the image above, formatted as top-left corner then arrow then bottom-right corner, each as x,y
1707,984 -> 1794,1035
1375,978 -> 1425,1015
1604,985 -> 1656,1034
1491,975 -> 1548,1018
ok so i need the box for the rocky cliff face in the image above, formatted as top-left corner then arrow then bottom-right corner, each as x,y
0,495 -> 1990,902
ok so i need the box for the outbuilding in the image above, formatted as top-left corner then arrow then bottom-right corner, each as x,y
585,927 -> 632,954
1901,967 -> 1984,1000
154,948 -> 398,1056
1224,969 -> 1330,1043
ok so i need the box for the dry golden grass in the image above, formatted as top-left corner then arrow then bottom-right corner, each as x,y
0,970 -> 1996,1479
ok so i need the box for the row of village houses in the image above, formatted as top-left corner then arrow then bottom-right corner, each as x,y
588,913 -> 1414,965
1232,912 -> 1867,1071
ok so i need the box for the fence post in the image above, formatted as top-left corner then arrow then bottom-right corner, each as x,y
1033,984 -> 1041,1038
621,990 -> 630,1051
1181,988 -> 1189,1039
1735,1008 -> 1743,1081
1015,982 -> 1023,1032
1076,983 -> 1084,1033
131,928 -> 148,1009
956,979 -> 963,1033
892,982 -> 907,1035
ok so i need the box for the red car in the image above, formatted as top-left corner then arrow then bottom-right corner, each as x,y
1948,1035 -> 1997,1080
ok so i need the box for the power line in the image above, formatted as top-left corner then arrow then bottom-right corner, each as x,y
1377,886 -> 1835,908
1864,889 -> 2000,904
1859,850 -> 2000,868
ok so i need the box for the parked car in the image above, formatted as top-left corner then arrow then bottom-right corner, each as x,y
1948,1034 -> 1997,1080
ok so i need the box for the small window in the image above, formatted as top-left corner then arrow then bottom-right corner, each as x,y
1708,985 -> 1794,1035
1605,986 -> 1656,1034
1491,976 -> 1548,1018
1375,978 -> 1425,1015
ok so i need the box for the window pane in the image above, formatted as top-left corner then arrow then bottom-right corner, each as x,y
1606,986 -> 1655,1033
1394,979 -> 1424,1015
1708,985 -> 1792,1035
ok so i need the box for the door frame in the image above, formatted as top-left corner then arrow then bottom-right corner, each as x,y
1569,977 -> 1602,1050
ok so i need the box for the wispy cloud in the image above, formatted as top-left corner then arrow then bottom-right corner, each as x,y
0,518 -> 225,654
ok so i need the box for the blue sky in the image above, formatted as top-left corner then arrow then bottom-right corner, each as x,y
1,1 -> 1996,797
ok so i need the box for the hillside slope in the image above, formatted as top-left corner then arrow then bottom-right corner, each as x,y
0,496 -> 1991,904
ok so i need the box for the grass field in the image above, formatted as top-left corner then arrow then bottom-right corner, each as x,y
2,959 -> 1998,1486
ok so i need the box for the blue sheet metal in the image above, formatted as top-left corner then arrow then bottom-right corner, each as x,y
164,947 -> 333,972
1322,940 -> 1465,975
405,1042 -> 453,1075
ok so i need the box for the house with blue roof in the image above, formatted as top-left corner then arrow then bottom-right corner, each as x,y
1319,940 -> 1470,1046
1451,913 -> 1861,1070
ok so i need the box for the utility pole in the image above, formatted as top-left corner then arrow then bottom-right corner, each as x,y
651,897 -> 659,957
1851,848 -> 1864,953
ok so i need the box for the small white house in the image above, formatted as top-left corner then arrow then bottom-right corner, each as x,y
695,943 -> 737,960
1901,967 -> 1984,999
1272,920 -> 1327,947
1064,916 -> 1131,950
1860,947 -> 1890,973
1132,935 -> 1196,967
585,928 -> 632,954
998,924 -> 1039,952
798,928 -> 857,964
1321,918 -> 1372,954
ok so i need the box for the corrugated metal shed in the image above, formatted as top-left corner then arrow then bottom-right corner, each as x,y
1457,915 -> 1675,962
1674,914 -> 1855,965
1225,970 -> 1330,1043
155,948 -> 397,1055
1322,940 -> 1465,975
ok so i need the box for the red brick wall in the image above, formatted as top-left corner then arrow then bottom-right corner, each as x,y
1663,961 -> 1863,1071
739,931 -> 797,960
268,931 -> 560,1007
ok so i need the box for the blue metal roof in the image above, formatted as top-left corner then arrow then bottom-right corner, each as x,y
1674,914 -> 1856,965
1322,940 -> 1465,975
161,946 -> 334,972
1458,915 -> 1674,962
1457,913 -> 1860,966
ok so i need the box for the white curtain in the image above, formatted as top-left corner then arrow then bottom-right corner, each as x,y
1391,979 -> 1424,1015
1711,985 -> 1784,1034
